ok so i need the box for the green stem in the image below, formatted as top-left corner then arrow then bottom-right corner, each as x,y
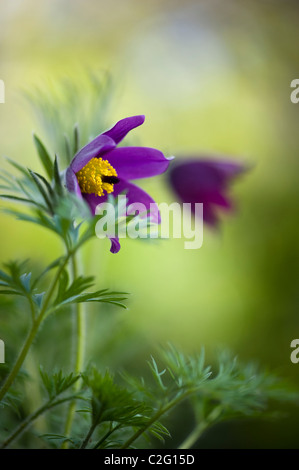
28,295 -> 37,322
80,422 -> 98,449
72,255 -> 86,375
92,423 -> 122,449
62,252 -> 86,446
80,406 -> 104,449
0,252 -> 72,403
178,406 -> 223,449
0,319 -> 41,402
178,421 -> 209,449
1,394 -> 79,449
121,391 -> 192,449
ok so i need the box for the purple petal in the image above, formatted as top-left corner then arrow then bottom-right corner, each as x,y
169,159 -> 246,195
169,160 -> 224,192
102,115 -> 145,144
65,167 -> 82,198
202,205 -> 219,226
113,180 -> 161,223
109,237 -> 121,254
70,134 -> 116,173
168,158 -> 246,225
203,190 -> 232,209
104,147 -> 170,181
208,160 -> 246,178
81,195 -> 121,253
82,193 -> 103,214
83,180 -> 161,223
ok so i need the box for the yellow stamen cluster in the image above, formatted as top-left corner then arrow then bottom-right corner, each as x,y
76,157 -> 118,197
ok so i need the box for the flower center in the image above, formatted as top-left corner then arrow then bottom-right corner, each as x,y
76,157 -> 119,197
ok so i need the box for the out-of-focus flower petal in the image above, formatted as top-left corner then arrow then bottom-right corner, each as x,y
70,135 -> 116,173
168,158 -> 246,226
203,190 -> 232,209
104,147 -> 170,181
169,160 -> 222,191
205,160 -> 246,179
103,115 -> 145,144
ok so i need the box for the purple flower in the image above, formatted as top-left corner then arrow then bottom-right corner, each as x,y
168,158 -> 246,226
66,115 -> 170,253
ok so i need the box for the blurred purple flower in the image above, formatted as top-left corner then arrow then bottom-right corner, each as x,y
168,158 -> 246,226
66,115 -> 170,253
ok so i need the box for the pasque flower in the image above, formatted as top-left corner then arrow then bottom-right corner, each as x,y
168,158 -> 246,226
66,115 -> 171,253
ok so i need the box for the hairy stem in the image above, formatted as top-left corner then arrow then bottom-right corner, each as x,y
121,391 -> 192,449
0,252 -> 72,402
92,423 -> 122,449
80,406 -> 104,449
178,406 -> 223,449
62,252 -> 86,446
0,319 -> 41,402
178,421 -> 208,449
1,394 -> 79,449
72,253 -> 86,375
80,422 -> 98,449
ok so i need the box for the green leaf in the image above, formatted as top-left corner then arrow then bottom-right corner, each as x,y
19,272 -> 32,292
40,434 -> 80,449
148,356 -> 167,391
64,134 -> 72,162
32,171 -> 55,200
0,269 -> 12,282
31,256 -> 66,289
0,261 -> 47,315
53,155 -> 64,196
82,368 -> 152,430
148,422 -> 171,442
62,275 -> 95,300
0,194 -> 46,210
0,289 -> 23,296
28,170 -> 54,214
52,288 -> 129,311
73,123 -> 80,154
32,292 -> 45,308
54,269 -> 69,305
5,157 -> 31,178
39,367 -> 80,400
3,208 -> 46,228
33,134 -> 53,179
0,390 -> 23,418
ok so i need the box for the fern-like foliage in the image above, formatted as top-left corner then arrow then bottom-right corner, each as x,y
46,345 -> 297,449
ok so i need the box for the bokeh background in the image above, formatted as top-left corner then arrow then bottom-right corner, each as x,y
0,0 -> 299,448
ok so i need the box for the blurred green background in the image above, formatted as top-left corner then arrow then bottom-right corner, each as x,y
1,0 -> 299,448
